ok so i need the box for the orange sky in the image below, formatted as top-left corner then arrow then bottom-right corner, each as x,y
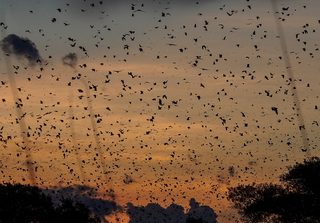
1,0 -> 320,222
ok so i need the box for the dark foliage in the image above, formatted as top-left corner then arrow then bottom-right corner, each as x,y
0,183 -> 54,223
127,198 -> 217,223
0,183 -> 100,223
44,185 -> 118,218
186,218 -> 206,223
281,157 -> 320,194
228,157 -> 320,223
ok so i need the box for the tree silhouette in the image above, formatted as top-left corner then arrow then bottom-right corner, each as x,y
0,183 -> 100,223
228,157 -> 320,223
0,183 -> 54,223
126,197 -> 217,223
186,218 -> 206,223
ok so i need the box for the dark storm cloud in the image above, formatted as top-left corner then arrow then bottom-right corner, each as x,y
1,34 -> 41,66
62,52 -> 78,68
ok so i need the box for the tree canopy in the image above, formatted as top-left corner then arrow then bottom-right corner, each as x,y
228,157 -> 320,223
0,183 -> 100,223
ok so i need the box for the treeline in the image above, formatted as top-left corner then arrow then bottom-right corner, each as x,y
0,157 -> 319,223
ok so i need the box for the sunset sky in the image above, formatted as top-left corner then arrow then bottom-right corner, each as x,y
0,0 -> 319,222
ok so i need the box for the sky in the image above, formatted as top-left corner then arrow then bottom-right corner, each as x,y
0,0 -> 320,222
